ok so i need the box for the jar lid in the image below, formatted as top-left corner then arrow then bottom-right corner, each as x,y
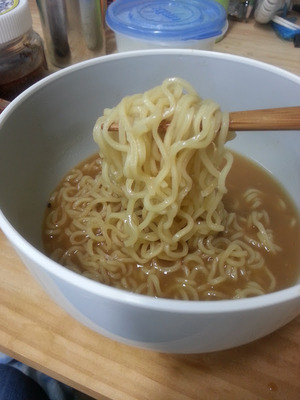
106,0 -> 227,41
0,0 -> 32,44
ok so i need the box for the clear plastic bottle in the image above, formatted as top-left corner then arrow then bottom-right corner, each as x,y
0,0 -> 48,101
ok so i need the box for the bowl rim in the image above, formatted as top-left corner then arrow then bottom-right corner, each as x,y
1,48 -> 300,117
1,49 -> 300,314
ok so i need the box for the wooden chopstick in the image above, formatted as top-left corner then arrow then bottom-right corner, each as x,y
104,107 -> 300,132
229,106 -> 300,131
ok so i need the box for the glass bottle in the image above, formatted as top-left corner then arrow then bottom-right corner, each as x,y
0,0 -> 48,101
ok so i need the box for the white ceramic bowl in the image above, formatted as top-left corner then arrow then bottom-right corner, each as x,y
0,50 -> 299,354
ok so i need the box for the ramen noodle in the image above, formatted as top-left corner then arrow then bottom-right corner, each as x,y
43,78 -> 299,300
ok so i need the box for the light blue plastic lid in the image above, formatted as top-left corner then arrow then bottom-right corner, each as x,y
106,0 -> 227,41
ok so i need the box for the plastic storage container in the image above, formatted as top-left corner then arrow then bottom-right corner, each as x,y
106,0 -> 228,52
0,0 -> 48,101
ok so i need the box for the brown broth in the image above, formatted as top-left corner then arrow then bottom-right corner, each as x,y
224,152 -> 300,291
43,151 -> 300,296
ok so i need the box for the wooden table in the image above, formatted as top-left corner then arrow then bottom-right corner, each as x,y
0,1 -> 299,399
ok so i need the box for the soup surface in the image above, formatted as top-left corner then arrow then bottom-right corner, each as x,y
43,151 -> 300,300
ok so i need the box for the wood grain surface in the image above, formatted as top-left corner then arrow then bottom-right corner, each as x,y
215,15 -> 300,76
0,2 -> 299,399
